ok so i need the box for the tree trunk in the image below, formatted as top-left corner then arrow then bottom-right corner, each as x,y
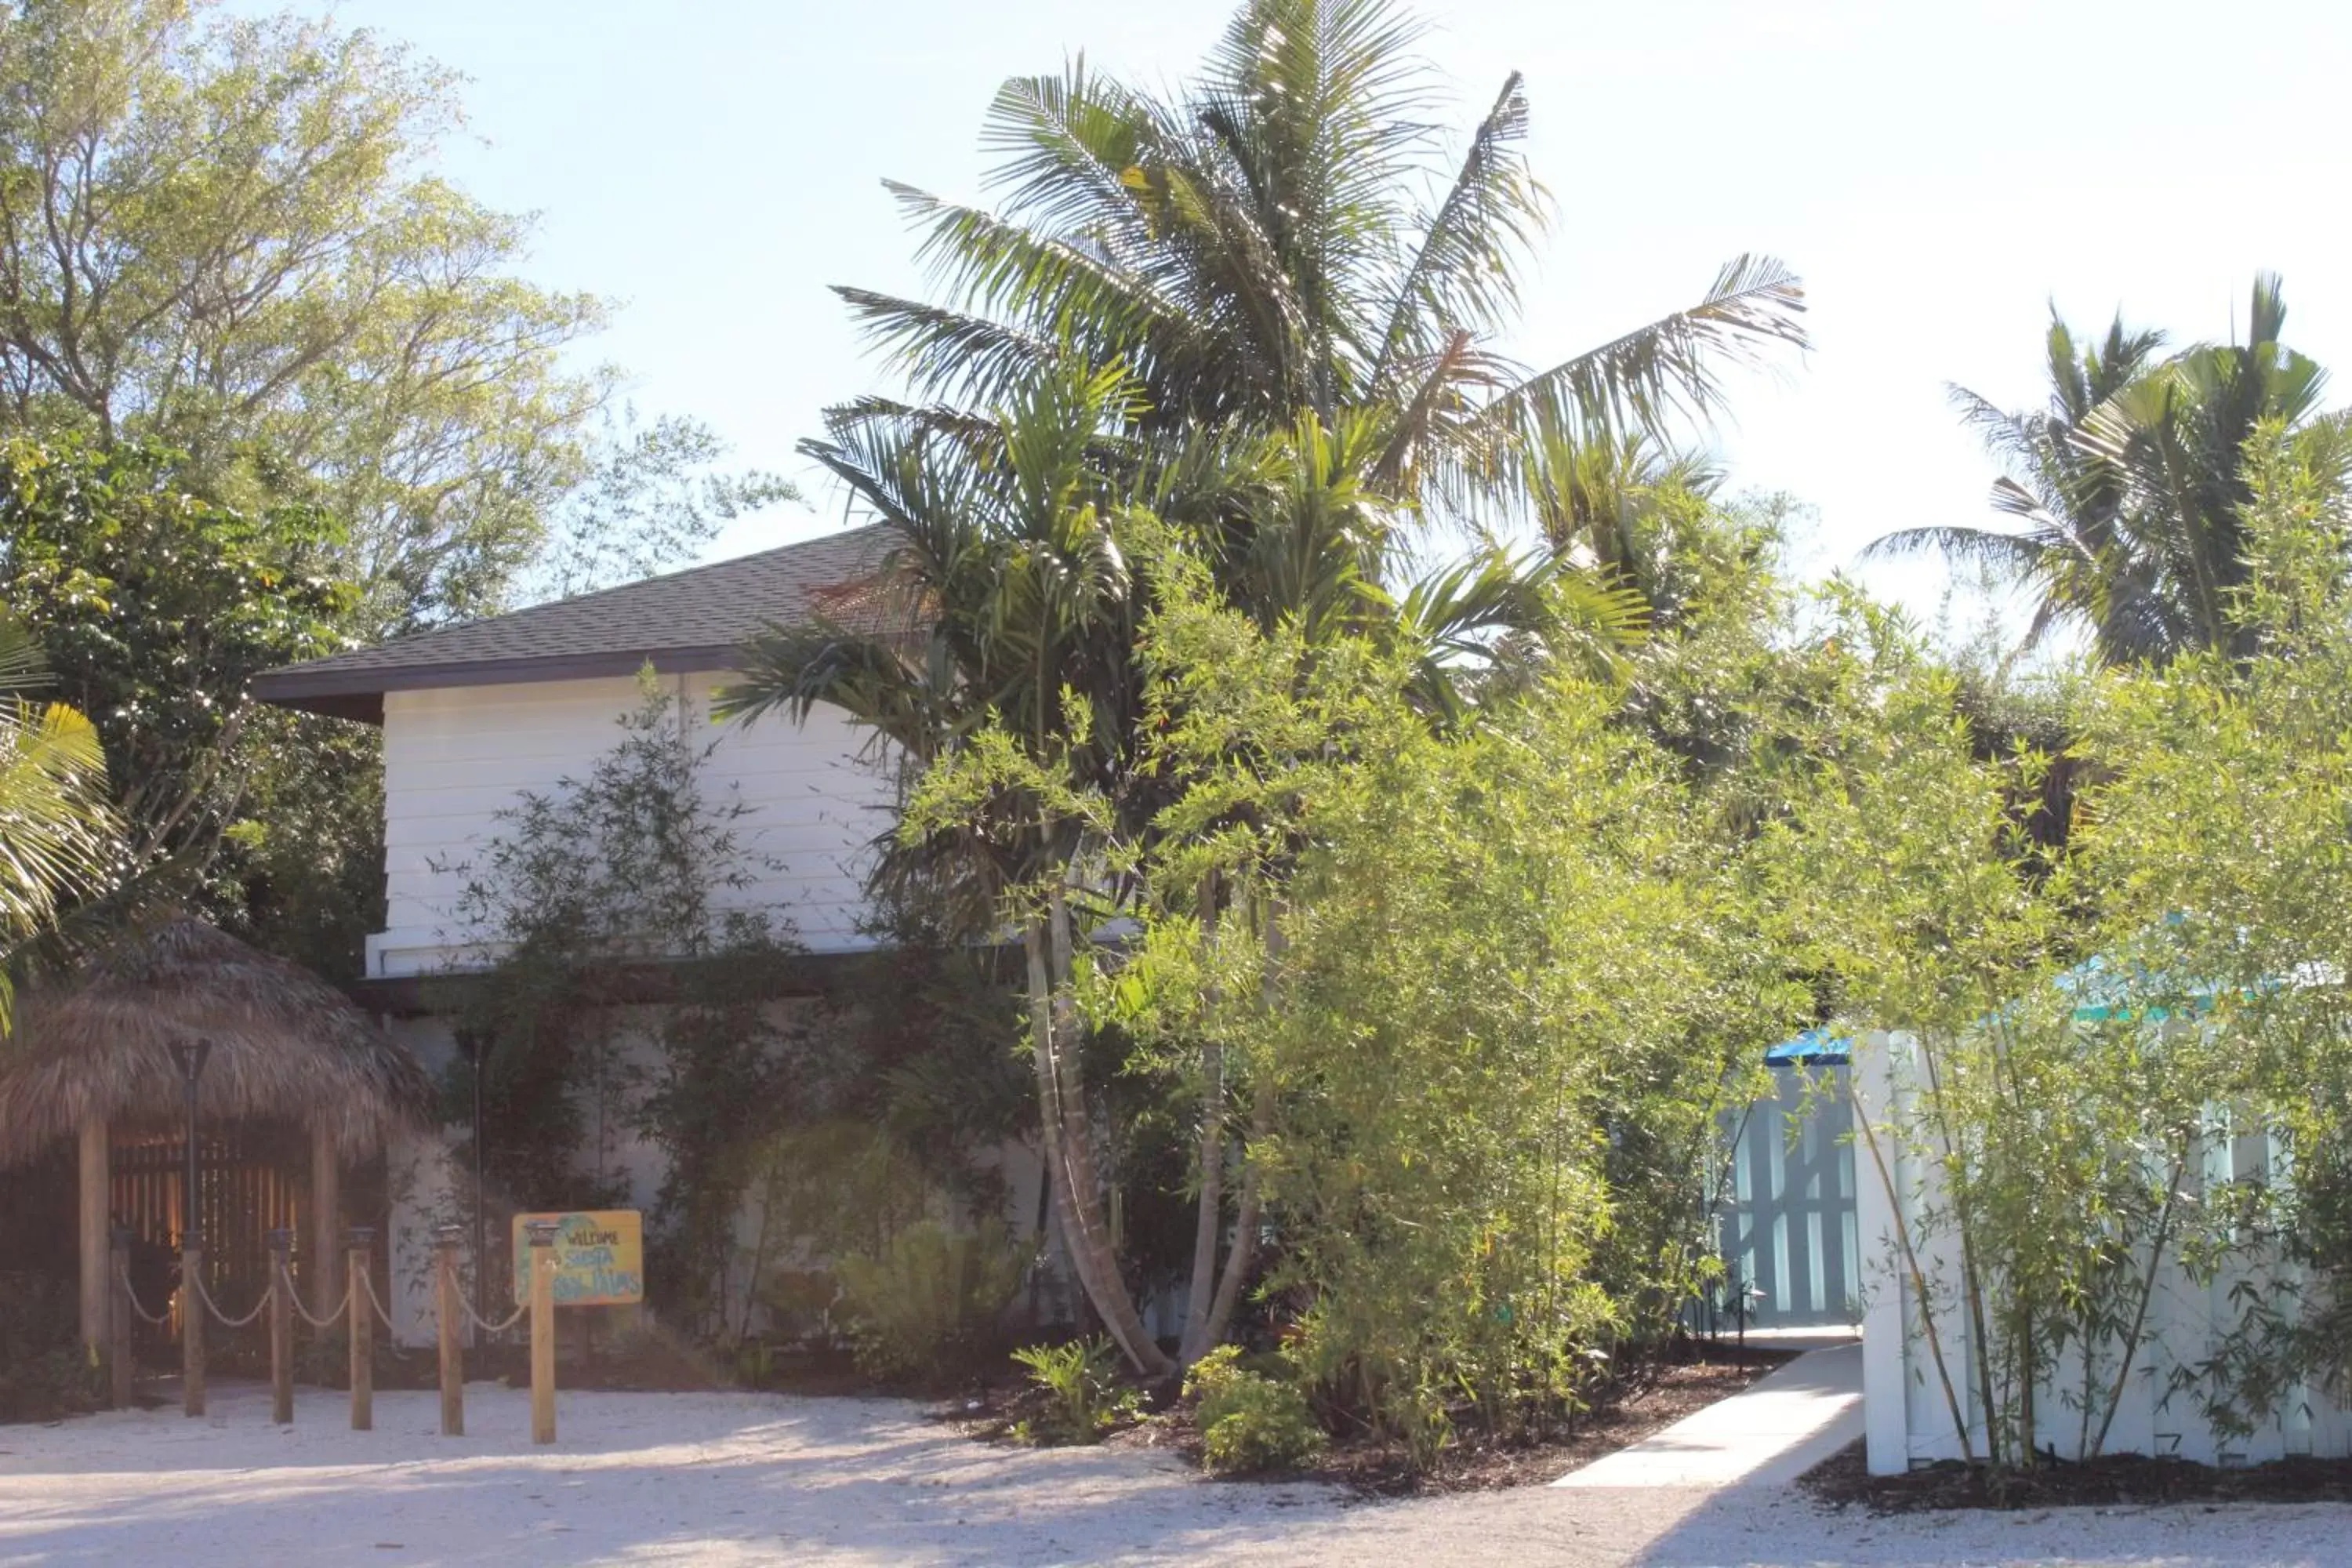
1025,903 -> 1173,1378
1178,877 -> 1225,1368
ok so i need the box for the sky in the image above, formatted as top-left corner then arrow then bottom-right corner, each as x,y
270,0 -> 2352,626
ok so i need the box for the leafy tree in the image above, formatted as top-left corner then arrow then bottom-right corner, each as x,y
0,434 -> 368,957
750,0 -> 1801,1377
1871,277 -> 2339,664
0,0 -> 786,626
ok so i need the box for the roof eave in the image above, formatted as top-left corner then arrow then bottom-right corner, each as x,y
252,644 -> 746,725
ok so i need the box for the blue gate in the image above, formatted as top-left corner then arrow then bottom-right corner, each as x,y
1716,1053 -> 1860,1329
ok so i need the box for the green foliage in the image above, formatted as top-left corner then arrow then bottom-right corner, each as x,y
1764,430 -> 2352,1468
1010,1336 -> 1137,1446
443,673 -> 807,1336
0,435 -> 368,957
834,1220 -> 1024,1382
1184,1346 -> 1325,1475
0,1272 -> 103,1424
1087,559 -> 1802,1460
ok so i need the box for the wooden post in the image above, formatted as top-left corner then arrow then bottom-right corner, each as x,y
78,1119 -> 108,1357
268,1229 -> 294,1425
347,1228 -> 374,1432
435,1224 -> 464,1437
526,1219 -> 558,1445
107,1227 -> 132,1410
181,1242 -> 205,1417
309,1126 -> 343,1330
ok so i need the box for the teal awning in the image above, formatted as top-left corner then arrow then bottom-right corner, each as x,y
1765,1028 -> 1851,1067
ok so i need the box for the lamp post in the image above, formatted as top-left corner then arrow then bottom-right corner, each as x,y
165,1037 -> 211,1416
166,1039 -> 212,1251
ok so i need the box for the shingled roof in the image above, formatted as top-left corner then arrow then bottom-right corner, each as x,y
254,525 -> 895,722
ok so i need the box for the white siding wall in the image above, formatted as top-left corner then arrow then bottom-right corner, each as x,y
371,670 -> 893,977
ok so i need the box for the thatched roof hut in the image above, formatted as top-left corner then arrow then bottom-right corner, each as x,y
0,916 -> 436,1353
0,916 -> 434,1170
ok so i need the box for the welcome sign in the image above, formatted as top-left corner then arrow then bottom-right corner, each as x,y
511,1210 -> 645,1307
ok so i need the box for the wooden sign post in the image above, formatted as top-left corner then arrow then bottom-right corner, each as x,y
347,1227 -> 374,1432
435,1224 -> 464,1437
524,1219 -> 561,1444
509,1210 -> 642,1446
267,1229 -> 293,1425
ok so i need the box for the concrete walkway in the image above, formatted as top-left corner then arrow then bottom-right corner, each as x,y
1554,1341 -> 1863,1490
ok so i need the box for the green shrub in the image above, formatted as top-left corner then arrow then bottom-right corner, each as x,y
1184,1345 -> 1325,1475
834,1219 -> 1022,1380
1009,1335 -> 1137,1445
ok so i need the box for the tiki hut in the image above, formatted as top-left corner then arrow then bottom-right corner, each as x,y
0,916 -> 434,1352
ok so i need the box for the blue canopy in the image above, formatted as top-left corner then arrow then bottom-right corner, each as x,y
1765,1028 -> 1852,1067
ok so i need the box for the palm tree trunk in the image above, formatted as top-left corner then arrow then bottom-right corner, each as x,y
1025,898 -> 1174,1378
1178,880 -> 1225,1367
1201,1074 -> 1272,1348
1199,891 -> 1287,1349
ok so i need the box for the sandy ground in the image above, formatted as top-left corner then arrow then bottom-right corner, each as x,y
4,1383 -> 2352,1566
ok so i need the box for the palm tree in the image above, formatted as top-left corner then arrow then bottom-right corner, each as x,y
1521,425 -> 1727,627
1871,277 -> 2330,664
726,365 -> 1625,1370
838,0 -> 1805,502
741,0 -> 1795,1370
0,616 -> 119,1033
722,363 -> 1177,1372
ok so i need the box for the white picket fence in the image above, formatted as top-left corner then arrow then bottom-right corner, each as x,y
1852,1029 -> 2352,1474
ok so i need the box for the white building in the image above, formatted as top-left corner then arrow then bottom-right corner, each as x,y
255,526 -> 1048,1345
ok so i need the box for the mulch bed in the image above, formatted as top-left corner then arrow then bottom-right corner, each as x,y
1802,1437 -> 2352,1513
956,1343 -> 1794,1498
1297,1349 -> 1795,1497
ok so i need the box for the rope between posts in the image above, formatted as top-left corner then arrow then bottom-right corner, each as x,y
456,1292 -> 528,1335
191,1272 -> 270,1330
358,1265 -> 394,1332
116,1265 -> 172,1327
278,1264 -> 348,1330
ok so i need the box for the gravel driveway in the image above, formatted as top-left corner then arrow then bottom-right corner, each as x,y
1,1383 -> 2347,1566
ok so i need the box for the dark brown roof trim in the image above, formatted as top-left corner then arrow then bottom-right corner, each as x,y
347,947 -> 902,1016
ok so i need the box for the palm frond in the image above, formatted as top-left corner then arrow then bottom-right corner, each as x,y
1370,71 -> 1544,392
1482,254 -> 1808,445
1861,524 -> 2065,577
831,286 -> 1065,408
